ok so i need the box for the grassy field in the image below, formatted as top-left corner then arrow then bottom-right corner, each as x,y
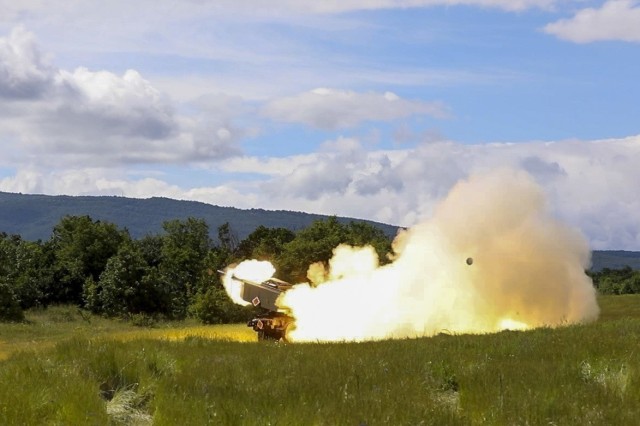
0,297 -> 639,425
0,306 -> 256,362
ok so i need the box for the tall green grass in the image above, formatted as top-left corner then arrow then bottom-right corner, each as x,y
1,297 -> 639,425
0,305 -> 254,360
597,294 -> 640,321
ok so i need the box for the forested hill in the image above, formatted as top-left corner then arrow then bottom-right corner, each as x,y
0,191 -> 399,241
590,250 -> 640,272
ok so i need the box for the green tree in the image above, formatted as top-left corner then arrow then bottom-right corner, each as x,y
188,243 -> 252,322
234,225 -> 295,261
159,218 -> 211,319
621,272 -> 640,294
217,222 -> 239,253
87,243 -> 167,317
0,234 -> 52,309
591,267 -> 640,295
344,221 -> 392,261
136,234 -> 164,268
0,233 -> 18,277
48,215 -> 129,305
12,240 -> 53,309
0,280 -> 24,322
277,217 -> 392,282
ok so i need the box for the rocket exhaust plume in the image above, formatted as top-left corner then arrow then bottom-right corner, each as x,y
225,169 -> 599,342
221,260 -> 275,306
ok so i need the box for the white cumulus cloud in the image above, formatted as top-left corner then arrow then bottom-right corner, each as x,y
544,0 -> 640,43
0,27 -> 245,168
0,26 -> 54,99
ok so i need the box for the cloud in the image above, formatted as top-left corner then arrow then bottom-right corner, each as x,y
0,1 -> 533,107
0,26 -> 54,99
57,68 -> 174,138
0,140 -> 634,248
0,1 -> 563,77
0,167 -> 185,198
7,134 -> 635,249
258,137 -> 363,199
263,88 -> 448,129
277,0 -> 559,13
544,0 -> 640,43
352,155 -> 404,196
0,0 -> 562,27
236,136 -> 640,250
520,156 -> 566,183
0,27 -> 245,168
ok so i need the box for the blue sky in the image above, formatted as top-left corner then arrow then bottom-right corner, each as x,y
0,0 -> 639,249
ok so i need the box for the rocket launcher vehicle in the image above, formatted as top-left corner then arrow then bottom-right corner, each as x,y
218,270 -> 295,341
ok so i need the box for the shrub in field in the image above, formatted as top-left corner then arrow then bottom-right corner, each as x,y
128,312 -> 158,327
47,305 -> 80,322
0,280 -> 24,321
189,287 -> 253,324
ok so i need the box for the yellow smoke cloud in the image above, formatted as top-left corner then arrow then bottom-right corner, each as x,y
277,169 -> 599,342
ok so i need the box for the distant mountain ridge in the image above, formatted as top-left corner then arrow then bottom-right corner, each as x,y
0,191 -> 399,242
0,191 -> 637,271
590,250 -> 640,272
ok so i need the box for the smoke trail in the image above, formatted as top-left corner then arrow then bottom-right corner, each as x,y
278,169 -> 599,342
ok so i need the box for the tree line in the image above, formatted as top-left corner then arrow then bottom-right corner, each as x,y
2,214 -> 637,323
0,215 -> 392,322
588,266 -> 640,295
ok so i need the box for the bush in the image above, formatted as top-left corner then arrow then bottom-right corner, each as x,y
127,312 -> 158,328
85,244 -> 172,318
0,281 -> 24,322
190,287 -> 253,324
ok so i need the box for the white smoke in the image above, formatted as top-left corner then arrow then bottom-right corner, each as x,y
278,169 -> 599,342
221,260 -> 275,306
